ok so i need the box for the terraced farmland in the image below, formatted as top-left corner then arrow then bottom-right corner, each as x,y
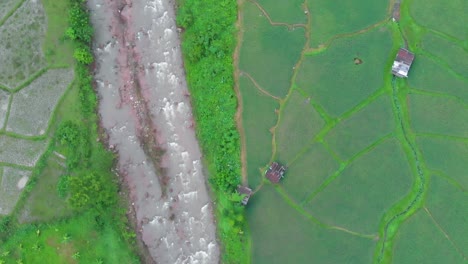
0,0 -> 73,216
236,0 -> 467,263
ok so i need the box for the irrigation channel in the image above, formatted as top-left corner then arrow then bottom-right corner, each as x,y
376,10 -> 426,261
88,0 -> 219,263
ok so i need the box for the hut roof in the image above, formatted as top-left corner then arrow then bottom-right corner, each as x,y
392,48 -> 415,78
265,162 -> 286,183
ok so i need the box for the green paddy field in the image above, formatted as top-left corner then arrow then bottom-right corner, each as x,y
236,0 -> 467,263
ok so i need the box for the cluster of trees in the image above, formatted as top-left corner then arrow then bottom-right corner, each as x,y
56,0 -> 136,243
177,0 -> 247,262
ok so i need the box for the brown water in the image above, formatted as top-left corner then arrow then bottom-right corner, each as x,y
88,0 -> 219,263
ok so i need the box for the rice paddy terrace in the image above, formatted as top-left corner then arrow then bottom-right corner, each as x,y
236,0 -> 467,263
0,0 -> 74,216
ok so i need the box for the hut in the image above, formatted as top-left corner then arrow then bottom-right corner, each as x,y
265,162 -> 286,184
392,2 -> 401,22
237,185 -> 252,206
391,48 -> 415,78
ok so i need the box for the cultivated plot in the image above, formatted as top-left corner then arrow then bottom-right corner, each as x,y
325,95 -> 394,161
392,209 -> 465,264
410,0 -> 468,40
0,135 -> 48,167
6,68 -> 74,136
240,75 -> 279,188
0,89 -> 10,128
306,0 -> 389,47
307,139 -> 412,234
0,0 -> 46,88
255,0 -> 307,25
297,28 -> 392,117
420,33 -> 468,79
425,176 -> 468,257
247,185 -> 375,264
408,94 -> 468,137
239,1 -> 305,98
275,89 -> 325,163
408,55 -> 468,103
417,136 -> 467,189
0,0 -> 21,22
0,166 -> 31,215
281,142 -> 340,203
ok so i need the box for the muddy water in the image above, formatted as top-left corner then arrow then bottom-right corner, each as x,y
88,0 -> 219,263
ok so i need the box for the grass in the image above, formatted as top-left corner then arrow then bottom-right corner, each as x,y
408,94 -> 468,137
239,1 -> 305,98
246,184 -> 375,264
425,176 -> 468,257
324,95 -> 394,160
240,75 -> 279,189
297,27 -> 393,117
420,33 -> 468,79
410,0 -> 468,40
41,0 -> 74,66
408,55 -> 468,102
0,212 -> 139,264
6,69 -> 74,136
281,142 -> 340,202
306,0 -> 389,47
306,139 -> 413,234
255,0 -> 307,25
275,89 -> 325,162
392,209 -> 465,263
417,136 -> 467,189
17,156 -> 72,223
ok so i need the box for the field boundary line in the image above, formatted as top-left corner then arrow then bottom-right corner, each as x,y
0,131 -> 48,141
285,89 -> 388,167
234,0 -> 248,185
431,170 -> 466,193
239,71 -> 282,101
294,86 -> 334,124
0,162 -> 34,171
409,88 -> 468,108
275,184 -> 376,239
424,207 -> 467,261
1,93 -> 13,131
11,67 -> 49,93
268,1 -> 311,163
414,132 -> 468,143
247,0 -> 307,29
0,84 -> 11,92
305,20 -> 389,55
301,134 -> 392,205
419,50 -> 468,82
0,0 -> 26,27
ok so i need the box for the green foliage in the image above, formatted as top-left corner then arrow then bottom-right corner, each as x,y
56,175 -> 70,198
73,46 -> 94,64
66,3 -> 93,43
177,1 -> 248,262
67,172 -> 117,211
55,121 -> 91,169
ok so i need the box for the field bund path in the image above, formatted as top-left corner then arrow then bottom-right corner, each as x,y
88,0 -> 219,263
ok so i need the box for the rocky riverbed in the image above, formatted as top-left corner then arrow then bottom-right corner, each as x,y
88,0 -> 219,263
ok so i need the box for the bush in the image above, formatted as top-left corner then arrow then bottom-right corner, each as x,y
74,46 -> 94,64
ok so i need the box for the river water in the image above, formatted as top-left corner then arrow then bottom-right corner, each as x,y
88,0 -> 219,263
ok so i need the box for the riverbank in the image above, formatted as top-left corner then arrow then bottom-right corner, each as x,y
88,0 -> 220,262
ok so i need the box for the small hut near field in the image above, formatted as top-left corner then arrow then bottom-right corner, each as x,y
392,48 -> 415,78
237,185 -> 252,206
265,162 -> 286,184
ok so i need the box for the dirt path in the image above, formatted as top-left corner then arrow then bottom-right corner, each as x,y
88,0 -> 219,263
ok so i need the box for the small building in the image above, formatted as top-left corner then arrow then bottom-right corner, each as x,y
237,185 -> 252,206
392,48 -> 415,78
265,162 -> 286,184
